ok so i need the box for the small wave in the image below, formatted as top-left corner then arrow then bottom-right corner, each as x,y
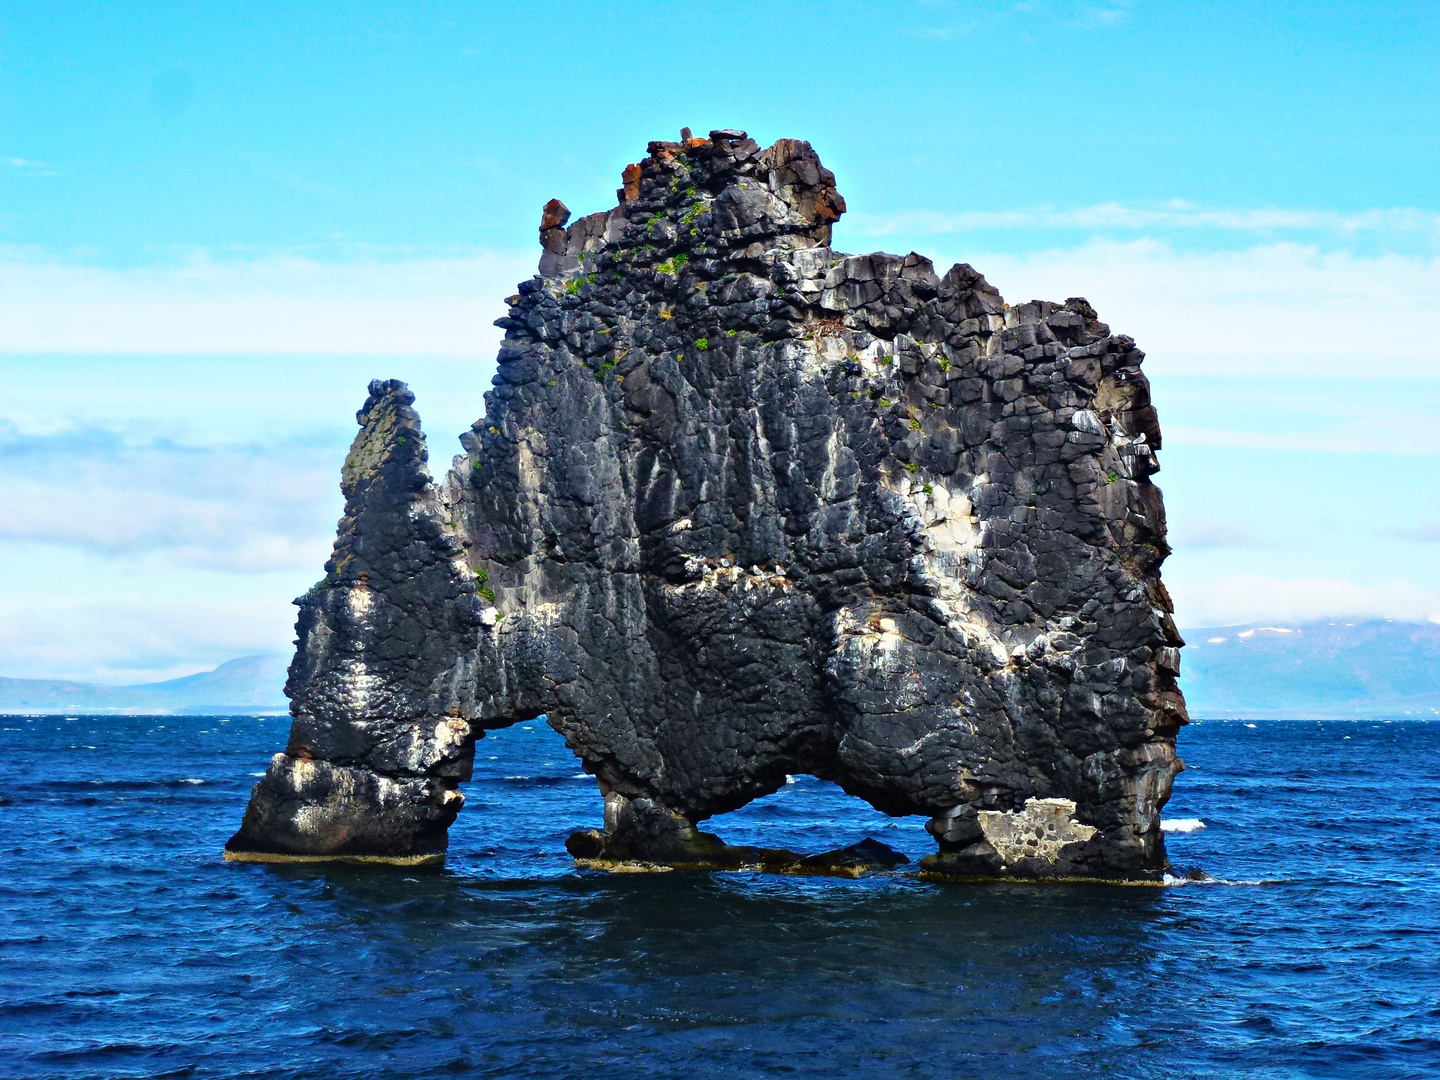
249,772 -> 266,777
1245,723 -> 1257,728
1162,874 -> 1287,887
42,779 -> 214,792
1161,818 -> 1205,834
498,775 -> 573,787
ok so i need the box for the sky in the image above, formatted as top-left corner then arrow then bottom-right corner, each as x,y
2,0 -> 1439,682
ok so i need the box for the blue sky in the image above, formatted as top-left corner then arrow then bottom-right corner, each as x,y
2,1 -> 1438,681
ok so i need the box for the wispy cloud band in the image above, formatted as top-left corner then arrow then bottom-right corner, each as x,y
5,157 -> 61,177
848,202 -> 1440,243
4,239 -> 1440,374
0,248 -> 533,354
1170,575 -> 1440,627
960,239 -> 1440,378
0,423 -> 340,573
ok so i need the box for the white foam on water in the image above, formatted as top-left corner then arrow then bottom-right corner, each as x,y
1245,723 -> 1257,728
1162,875 -> 1287,887
249,772 -> 266,777
1161,818 -> 1205,833
179,778 -> 205,785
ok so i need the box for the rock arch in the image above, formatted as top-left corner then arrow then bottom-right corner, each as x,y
225,130 -> 1187,880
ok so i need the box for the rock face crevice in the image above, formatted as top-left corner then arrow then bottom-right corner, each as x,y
226,129 -> 1187,880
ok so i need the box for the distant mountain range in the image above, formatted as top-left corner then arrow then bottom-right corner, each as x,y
1178,619 -> 1440,719
0,655 -> 290,714
3,620 -> 1438,718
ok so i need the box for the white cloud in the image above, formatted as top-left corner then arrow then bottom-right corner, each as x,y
1171,574 -> 1440,628
0,424 -> 342,572
0,248 -> 533,355
849,202 -> 1440,243
5,237 -> 1440,383
949,239 -> 1440,378
1079,4 -> 1129,26
900,0 -> 1133,39
6,157 -> 61,177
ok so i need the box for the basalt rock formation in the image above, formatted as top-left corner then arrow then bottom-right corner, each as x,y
226,129 -> 1188,880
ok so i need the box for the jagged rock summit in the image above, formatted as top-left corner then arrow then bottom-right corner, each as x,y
226,129 -> 1187,880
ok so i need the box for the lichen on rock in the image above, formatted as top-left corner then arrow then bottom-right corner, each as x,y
226,129 -> 1187,880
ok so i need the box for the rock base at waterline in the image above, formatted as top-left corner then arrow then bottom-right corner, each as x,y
567,829 -> 911,878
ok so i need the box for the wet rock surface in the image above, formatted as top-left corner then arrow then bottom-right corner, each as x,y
227,130 -> 1187,879
565,822 -> 911,879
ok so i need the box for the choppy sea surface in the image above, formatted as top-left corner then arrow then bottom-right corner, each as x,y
1,715 -> 1437,1079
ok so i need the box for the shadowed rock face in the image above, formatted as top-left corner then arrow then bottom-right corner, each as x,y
226,130 -> 1187,880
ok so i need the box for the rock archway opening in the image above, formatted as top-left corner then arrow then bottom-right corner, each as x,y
444,716 -> 594,875
448,720 -> 924,878
561,767 -> 927,877
703,774 -> 931,867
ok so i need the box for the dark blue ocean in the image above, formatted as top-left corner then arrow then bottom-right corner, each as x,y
2,715 -> 1437,1079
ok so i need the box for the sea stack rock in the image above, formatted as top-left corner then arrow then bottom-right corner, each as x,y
226,130 -> 1187,880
